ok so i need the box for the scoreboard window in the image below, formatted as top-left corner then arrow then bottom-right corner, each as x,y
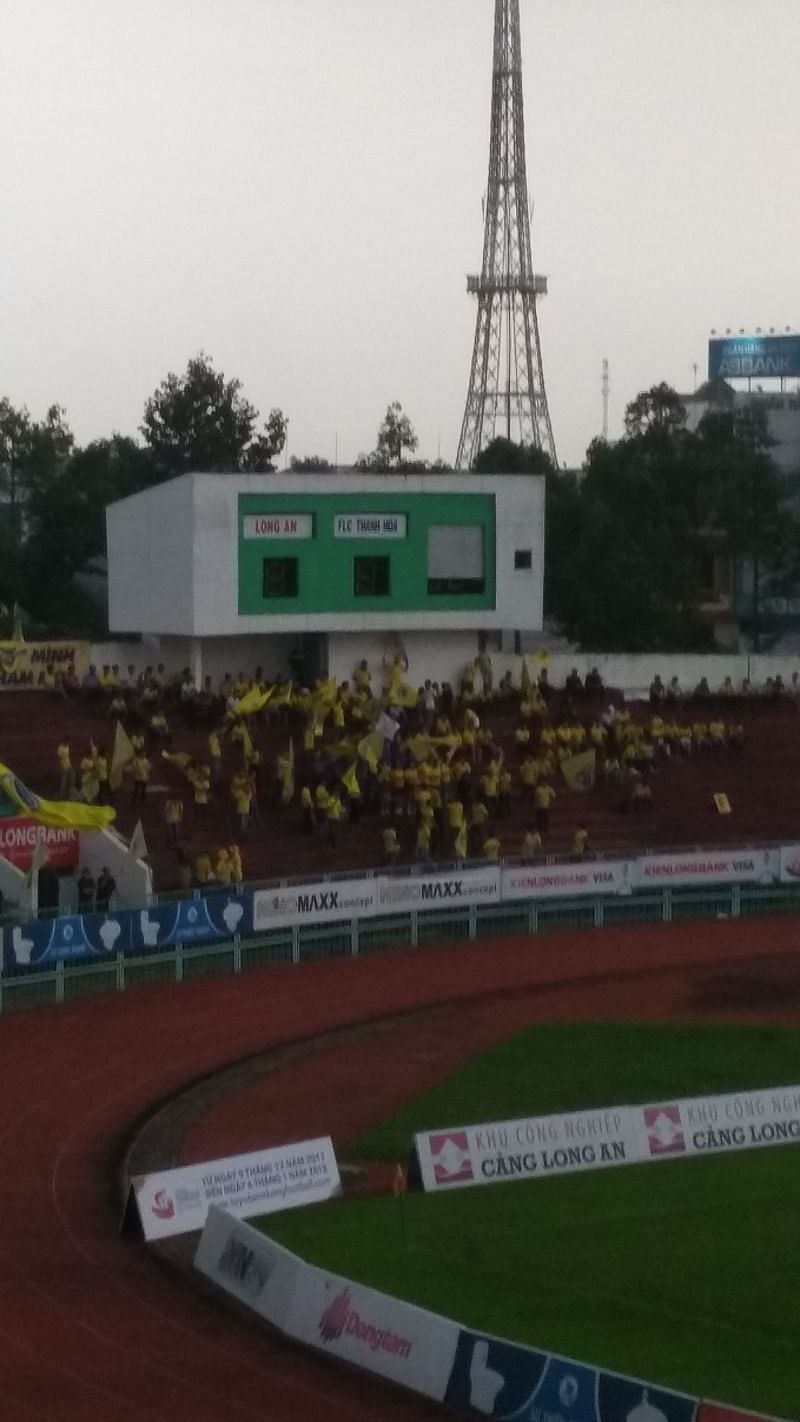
262,557 -> 299,598
354,556 -> 390,598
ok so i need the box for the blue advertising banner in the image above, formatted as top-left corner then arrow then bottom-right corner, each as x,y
708,334 -> 800,381
445,1330 -> 697,1422
2,891 -> 254,972
598,1373 -> 697,1422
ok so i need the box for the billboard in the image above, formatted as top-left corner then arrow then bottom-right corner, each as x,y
708,335 -> 800,381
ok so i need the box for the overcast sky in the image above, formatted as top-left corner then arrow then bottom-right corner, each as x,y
1,0 -> 798,469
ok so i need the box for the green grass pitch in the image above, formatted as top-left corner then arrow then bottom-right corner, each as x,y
261,1023 -> 800,1416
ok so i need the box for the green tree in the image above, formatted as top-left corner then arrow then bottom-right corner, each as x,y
472,437 -> 554,476
290,454 -> 333,472
697,405 -> 795,651
374,402 -> 419,468
0,399 -> 73,612
624,382 -> 688,440
22,436 -> 158,632
141,353 -> 287,474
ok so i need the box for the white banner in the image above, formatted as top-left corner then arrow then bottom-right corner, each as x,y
194,1206 -> 301,1332
243,513 -> 313,540
629,847 -> 773,891
284,1260 -> 459,1400
130,1136 -> 340,1241
502,860 -> 630,901
415,1082 -> 800,1193
378,866 -> 501,914
334,513 -> 407,539
253,878 -> 377,932
778,844 -> 800,883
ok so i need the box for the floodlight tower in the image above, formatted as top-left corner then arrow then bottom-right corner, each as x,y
456,0 -> 557,468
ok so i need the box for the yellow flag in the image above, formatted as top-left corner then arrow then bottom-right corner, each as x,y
454,823 -> 468,859
520,657 -> 532,696
713,792 -> 732,815
0,761 -> 115,831
281,739 -> 295,804
561,749 -> 596,792
234,686 -> 272,717
162,750 -> 195,779
109,720 -> 135,790
269,681 -> 293,709
341,762 -> 361,798
357,731 -> 383,772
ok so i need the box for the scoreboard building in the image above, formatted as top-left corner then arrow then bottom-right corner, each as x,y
107,471 -> 545,686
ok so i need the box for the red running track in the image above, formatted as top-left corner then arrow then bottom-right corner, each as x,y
2,916 -> 800,1422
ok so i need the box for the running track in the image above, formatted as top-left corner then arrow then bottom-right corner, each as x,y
2,916 -> 800,1421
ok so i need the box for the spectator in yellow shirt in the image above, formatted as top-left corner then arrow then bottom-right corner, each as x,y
483,834 -> 501,862
326,792 -> 343,848
383,825 -> 401,864
522,829 -> 542,858
572,823 -> 589,856
164,797 -> 183,847
534,781 -> 556,837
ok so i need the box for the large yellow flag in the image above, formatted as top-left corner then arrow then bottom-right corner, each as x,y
109,720 -> 135,790
0,761 -> 115,830
341,762 -> 361,798
234,686 -> 273,717
357,731 -> 383,772
561,749 -> 596,792
520,657 -> 532,697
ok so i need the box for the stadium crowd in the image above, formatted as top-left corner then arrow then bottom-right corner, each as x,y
42,651 -> 773,893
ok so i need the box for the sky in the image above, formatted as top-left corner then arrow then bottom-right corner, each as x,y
1,0 -> 799,470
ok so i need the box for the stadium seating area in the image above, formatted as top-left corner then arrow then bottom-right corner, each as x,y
0,667 -> 798,895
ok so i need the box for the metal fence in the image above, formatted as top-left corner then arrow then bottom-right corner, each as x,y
3,879 -> 800,1017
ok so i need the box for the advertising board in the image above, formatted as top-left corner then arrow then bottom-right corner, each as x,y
128,1135 -> 340,1242
0,639 -> 89,691
501,860 -> 629,900
194,1206 -> 302,1332
708,334 -> 800,381
445,1330 -> 698,1422
378,866 -> 501,913
415,1082 -> 800,1193
252,877 -> 376,932
0,818 -> 78,872
629,847 -> 772,891
284,1261 -> 460,1400
2,892 -> 253,971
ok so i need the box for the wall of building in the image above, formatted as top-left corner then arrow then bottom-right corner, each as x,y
107,478 -> 196,634
327,630 -> 481,693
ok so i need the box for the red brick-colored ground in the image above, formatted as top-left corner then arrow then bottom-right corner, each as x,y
2,916 -> 800,1421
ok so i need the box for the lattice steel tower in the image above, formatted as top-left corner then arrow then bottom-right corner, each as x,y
456,0 -> 557,468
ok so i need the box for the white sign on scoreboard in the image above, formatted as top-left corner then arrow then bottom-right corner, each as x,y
243,514 -> 313,540
334,513 -> 407,539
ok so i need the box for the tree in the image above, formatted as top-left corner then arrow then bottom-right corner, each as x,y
0,399 -> 73,613
141,353 -> 287,474
697,405 -> 795,651
624,382 -> 688,440
290,455 -> 333,472
22,436 -> 159,632
375,402 -> 419,469
472,437 -> 555,476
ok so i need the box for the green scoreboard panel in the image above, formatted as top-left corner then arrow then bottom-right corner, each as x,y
237,491 -> 496,616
